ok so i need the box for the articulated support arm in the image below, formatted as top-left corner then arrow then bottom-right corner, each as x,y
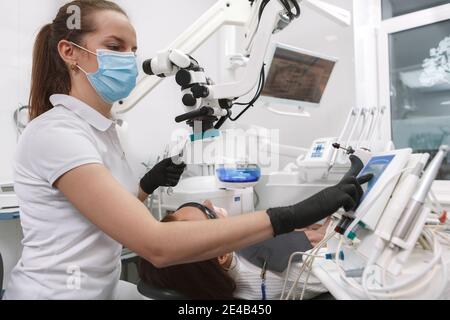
113,0 -> 254,114
114,0 -> 351,136
135,0 -> 303,135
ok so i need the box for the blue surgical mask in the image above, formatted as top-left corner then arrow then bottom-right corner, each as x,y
71,42 -> 139,104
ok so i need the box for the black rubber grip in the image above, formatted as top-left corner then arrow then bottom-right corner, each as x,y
175,107 -> 212,123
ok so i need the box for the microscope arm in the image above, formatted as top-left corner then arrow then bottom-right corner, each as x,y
114,0 -> 254,114
144,0 -> 296,100
206,0 -> 285,100
114,0 -> 351,126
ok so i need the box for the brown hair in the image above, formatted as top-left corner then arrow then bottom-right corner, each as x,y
29,0 -> 127,120
138,214 -> 237,300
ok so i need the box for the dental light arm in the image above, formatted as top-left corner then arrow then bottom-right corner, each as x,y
140,0 -> 307,135
114,0 -> 253,114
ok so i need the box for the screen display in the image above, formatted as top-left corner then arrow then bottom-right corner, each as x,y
358,155 -> 396,201
311,142 -> 326,158
262,47 -> 336,103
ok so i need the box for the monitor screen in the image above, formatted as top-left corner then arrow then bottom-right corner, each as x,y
358,155 -> 396,202
262,45 -> 336,105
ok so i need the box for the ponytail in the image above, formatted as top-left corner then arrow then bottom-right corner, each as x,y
29,23 -> 71,120
28,0 -> 128,120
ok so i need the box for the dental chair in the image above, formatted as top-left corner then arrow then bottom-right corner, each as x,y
137,280 -> 187,300
137,278 -> 334,300
0,253 -> 4,299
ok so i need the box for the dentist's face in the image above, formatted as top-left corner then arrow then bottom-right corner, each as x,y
73,9 -> 138,73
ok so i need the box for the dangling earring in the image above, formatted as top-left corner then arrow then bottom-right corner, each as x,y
70,63 -> 78,72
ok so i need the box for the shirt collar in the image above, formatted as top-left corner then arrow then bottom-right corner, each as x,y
49,94 -> 114,132
224,253 -> 239,274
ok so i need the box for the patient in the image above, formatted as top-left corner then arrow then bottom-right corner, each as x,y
139,201 -> 329,300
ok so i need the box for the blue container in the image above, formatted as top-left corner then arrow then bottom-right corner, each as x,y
216,165 -> 261,183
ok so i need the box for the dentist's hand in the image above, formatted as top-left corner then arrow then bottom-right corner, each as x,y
140,158 -> 186,195
266,174 -> 373,236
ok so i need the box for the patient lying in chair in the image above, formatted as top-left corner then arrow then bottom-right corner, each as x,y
139,201 -> 329,300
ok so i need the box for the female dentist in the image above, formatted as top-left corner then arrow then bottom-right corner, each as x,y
4,0 -> 371,300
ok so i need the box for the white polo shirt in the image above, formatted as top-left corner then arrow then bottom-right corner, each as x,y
4,94 -> 138,300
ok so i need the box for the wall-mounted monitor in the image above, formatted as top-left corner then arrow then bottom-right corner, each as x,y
262,43 -> 337,109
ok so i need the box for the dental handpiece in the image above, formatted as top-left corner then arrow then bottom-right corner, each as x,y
375,153 -> 429,242
390,145 -> 449,249
167,140 -> 188,196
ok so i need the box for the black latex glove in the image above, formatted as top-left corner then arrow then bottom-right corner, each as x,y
140,158 -> 187,195
266,173 -> 373,236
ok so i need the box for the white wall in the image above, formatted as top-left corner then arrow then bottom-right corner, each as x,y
1,1 -> 62,286
0,1 -> 55,182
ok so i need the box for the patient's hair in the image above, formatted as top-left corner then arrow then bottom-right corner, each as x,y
138,214 -> 236,300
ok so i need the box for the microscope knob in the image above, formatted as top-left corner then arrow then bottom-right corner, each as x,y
219,99 -> 233,109
176,69 -> 192,87
182,94 -> 197,107
192,84 -> 209,99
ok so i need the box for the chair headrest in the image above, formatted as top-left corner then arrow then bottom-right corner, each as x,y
137,280 -> 187,300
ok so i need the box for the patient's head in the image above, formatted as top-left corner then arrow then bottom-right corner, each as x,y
138,201 -> 236,300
